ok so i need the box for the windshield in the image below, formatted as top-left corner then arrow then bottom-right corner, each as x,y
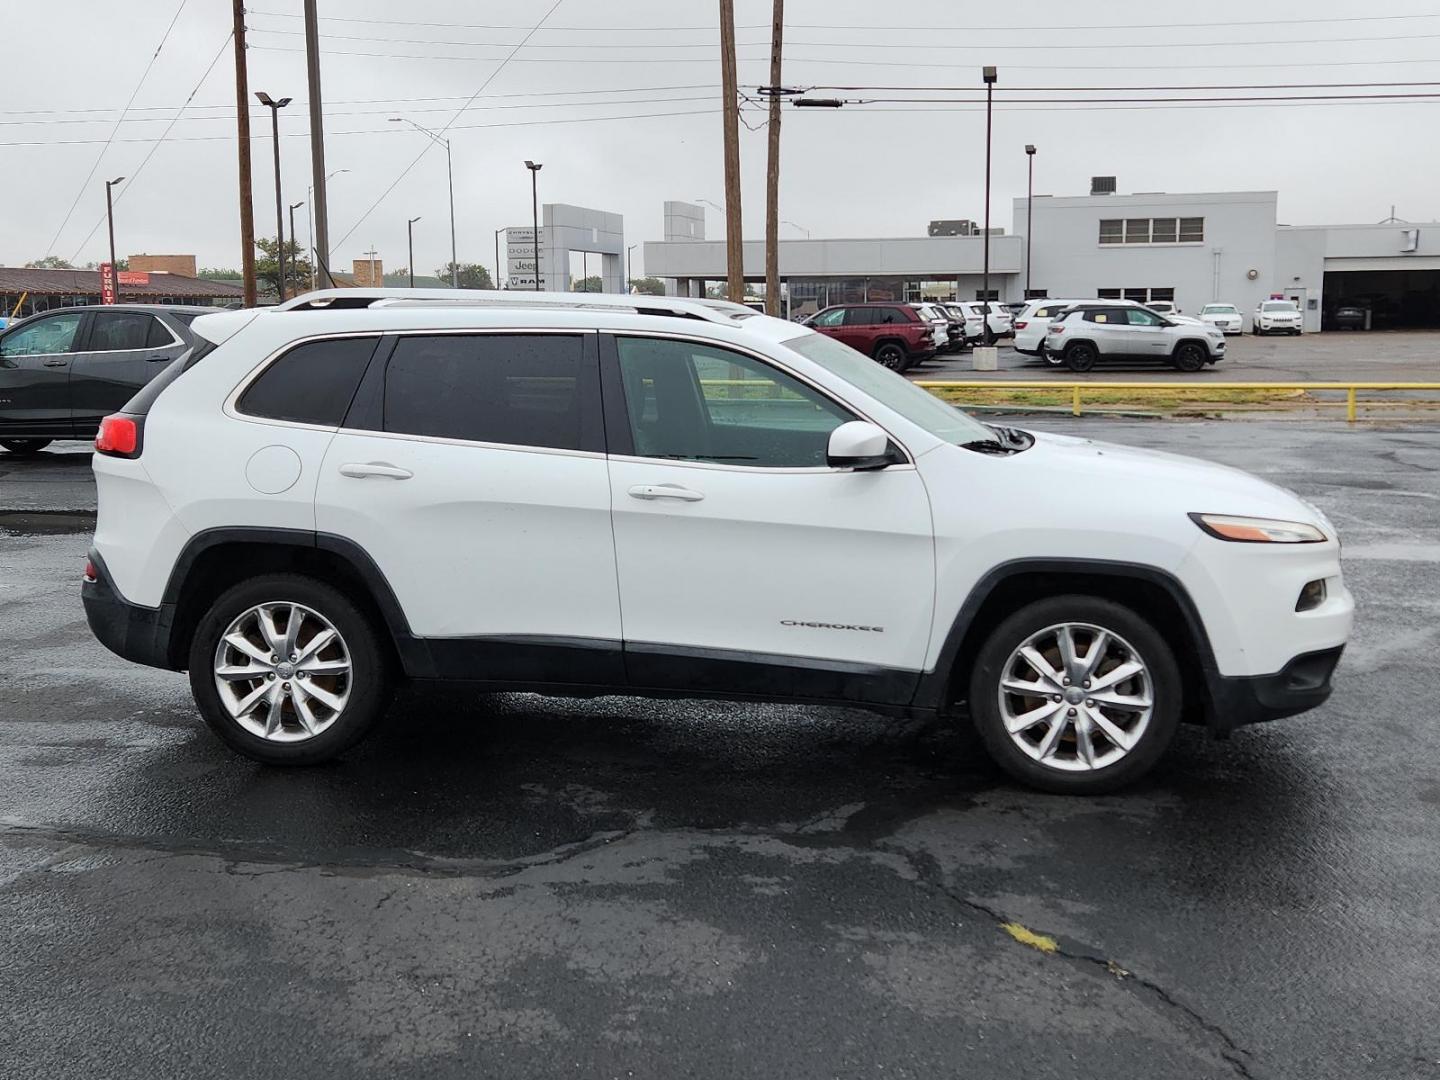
1202,305 -> 1237,314
782,332 -> 994,445
1262,301 -> 1298,312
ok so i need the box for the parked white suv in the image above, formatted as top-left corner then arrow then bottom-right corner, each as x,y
1013,298 -> 1141,360
1255,299 -> 1304,335
1044,303 -> 1227,372
82,289 -> 1351,794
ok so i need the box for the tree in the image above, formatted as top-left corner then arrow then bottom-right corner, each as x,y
255,236 -> 313,297
81,257 -> 127,272
571,275 -> 604,293
628,277 -> 665,296
25,256 -> 75,269
435,262 -> 493,289
199,267 -> 243,282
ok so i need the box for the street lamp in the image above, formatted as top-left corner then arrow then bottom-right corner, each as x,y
981,66 -> 997,343
289,201 -> 304,297
627,243 -> 637,291
407,216 -> 421,288
104,175 -> 125,304
494,227 -> 506,290
255,91 -> 292,300
782,220 -> 811,239
1024,144 -> 1036,300
390,118 -> 458,288
525,160 -> 543,292
309,168 -> 348,289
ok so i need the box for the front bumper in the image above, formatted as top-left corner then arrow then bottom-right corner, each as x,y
82,550 -> 178,671
1209,645 -> 1344,734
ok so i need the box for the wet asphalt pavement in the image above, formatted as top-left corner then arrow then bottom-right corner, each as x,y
2,421 -> 1439,1080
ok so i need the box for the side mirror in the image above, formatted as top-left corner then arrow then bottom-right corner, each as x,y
828,420 -> 896,471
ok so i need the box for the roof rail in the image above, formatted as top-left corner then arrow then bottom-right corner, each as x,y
272,287 -> 759,325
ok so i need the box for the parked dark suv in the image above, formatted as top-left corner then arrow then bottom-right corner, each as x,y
0,304 -> 218,454
805,303 -> 935,371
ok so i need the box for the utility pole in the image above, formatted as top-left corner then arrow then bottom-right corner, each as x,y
719,0 -> 745,303
763,0 -> 784,316
407,216 -> 421,288
289,201 -> 304,296
303,0 -> 334,288
981,66 -> 997,343
232,0 -> 256,307
365,247 -> 378,287
1024,144 -> 1036,299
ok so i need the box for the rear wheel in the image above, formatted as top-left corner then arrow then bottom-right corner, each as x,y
967,595 -> 1182,794
188,573 -> 393,765
1064,342 -> 1098,373
0,438 -> 52,456
1172,342 -> 1206,373
873,342 -> 907,371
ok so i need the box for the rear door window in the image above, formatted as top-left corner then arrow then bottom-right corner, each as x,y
381,333 -> 601,452
88,312 -> 158,352
237,336 -> 380,427
875,307 -> 911,325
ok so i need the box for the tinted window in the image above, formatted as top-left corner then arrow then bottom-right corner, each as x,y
874,306 -> 912,325
1128,309 -> 1165,326
1085,310 -> 1121,324
615,336 -> 854,468
383,333 -> 590,450
89,312 -> 157,352
146,318 -> 177,348
1097,289 -> 1122,300
842,307 -> 876,326
238,336 -> 379,426
812,308 -> 846,328
0,312 -> 83,356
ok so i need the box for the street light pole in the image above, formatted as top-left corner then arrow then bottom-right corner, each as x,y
525,160 -> 543,292
981,66 -> 997,343
289,201 -> 304,296
104,175 -> 125,304
389,118 -> 458,287
494,227 -> 505,290
308,168 -> 349,290
627,243 -> 637,291
255,92 -> 292,300
407,216 -> 421,288
1024,144 -> 1036,299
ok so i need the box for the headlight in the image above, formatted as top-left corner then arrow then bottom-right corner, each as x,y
1189,513 -> 1326,543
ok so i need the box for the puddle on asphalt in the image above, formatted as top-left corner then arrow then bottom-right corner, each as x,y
0,510 -> 97,536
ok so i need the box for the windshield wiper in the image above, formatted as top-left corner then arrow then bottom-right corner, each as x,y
959,438 -> 1012,455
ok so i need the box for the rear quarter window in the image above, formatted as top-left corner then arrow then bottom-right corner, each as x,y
236,336 -> 380,427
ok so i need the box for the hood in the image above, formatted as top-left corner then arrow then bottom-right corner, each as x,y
1017,429 -> 1320,521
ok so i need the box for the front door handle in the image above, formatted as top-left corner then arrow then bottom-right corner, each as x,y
42,359 -> 68,367
628,483 -> 704,502
339,462 -> 413,481
146,353 -> 173,362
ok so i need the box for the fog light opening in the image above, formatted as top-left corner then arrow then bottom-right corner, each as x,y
1296,579 -> 1327,612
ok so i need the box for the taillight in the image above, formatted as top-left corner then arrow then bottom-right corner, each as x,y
95,414 -> 141,457
1014,320 -> 1028,330
1049,325 -> 1065,334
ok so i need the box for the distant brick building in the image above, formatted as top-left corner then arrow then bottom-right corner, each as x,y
128,254 -> 198,278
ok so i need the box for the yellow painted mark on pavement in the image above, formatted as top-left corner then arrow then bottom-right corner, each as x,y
1001,922 -> 1058,954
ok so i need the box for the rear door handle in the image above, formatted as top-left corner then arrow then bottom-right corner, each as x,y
628,483 -> 704,502
146,354 -> 173,362
339,462 -> 413,481
42,359 -> 68,367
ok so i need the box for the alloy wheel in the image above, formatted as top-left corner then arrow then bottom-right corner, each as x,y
213,601 -> 353,743
996,621 -> 1154,772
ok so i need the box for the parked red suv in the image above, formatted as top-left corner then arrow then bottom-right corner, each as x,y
804,303 -> 935,371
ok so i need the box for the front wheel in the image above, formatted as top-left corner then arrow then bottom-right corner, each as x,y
1172,342 -> 1207,373
1064,342 -> 1098,373
188,573 -> 393,765
0,438 -> 53,456
967,595 -> 1182,794
873,342 -> 907,370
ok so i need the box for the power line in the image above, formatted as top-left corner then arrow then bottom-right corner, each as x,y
67,31 -> 234,263
807,81 -> 1440,92
332,0 -> 566,251
43,0 -> 190,256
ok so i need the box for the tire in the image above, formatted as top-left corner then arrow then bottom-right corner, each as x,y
1172,342 -> 1206,373
966,595 -> 1182,795
1064,342 -> 1098,373
873,342 -> 907,371
0,438 -> 53,456
187,573 -> 393,765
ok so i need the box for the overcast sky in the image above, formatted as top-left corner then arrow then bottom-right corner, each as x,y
4,0 -> 1438,278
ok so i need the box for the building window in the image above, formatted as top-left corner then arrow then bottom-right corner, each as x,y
1024,288 -> 1048,299
1102,287 -> 1175,304
974,289 -> 999,302
1099,216 -> 1204,245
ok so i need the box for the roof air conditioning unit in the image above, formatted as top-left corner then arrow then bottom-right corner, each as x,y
1090,176 -> 1117,196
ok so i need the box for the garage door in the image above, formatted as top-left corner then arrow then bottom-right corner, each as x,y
1323,267 -> 1440,329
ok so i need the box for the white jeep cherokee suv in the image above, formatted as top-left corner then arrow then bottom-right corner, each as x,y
82,290 -> 1352,794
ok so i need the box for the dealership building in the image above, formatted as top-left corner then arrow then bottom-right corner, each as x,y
643,186 -> 1440,331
